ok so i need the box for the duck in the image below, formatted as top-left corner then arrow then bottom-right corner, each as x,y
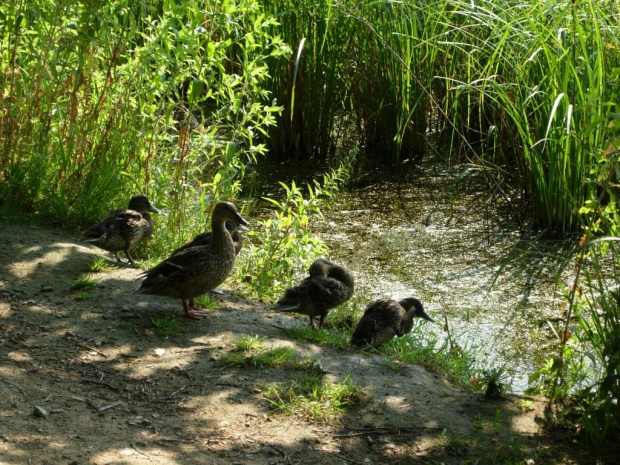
350,297 -> 435,349
135,201 -> 250,320
80,194 -> 161,265
273,258 -> 355,329
171,221 -> 245,256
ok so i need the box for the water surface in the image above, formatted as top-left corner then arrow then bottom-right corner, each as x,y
247,160 -> 572,392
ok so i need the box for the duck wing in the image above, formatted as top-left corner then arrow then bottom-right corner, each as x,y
80,209 -> 142,242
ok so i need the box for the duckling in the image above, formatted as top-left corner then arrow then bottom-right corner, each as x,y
350,297 -> 435,349
135,201 -> 250,320
171,221 -> 245,256
80,195 -> 161,265
273,258 -> 354,329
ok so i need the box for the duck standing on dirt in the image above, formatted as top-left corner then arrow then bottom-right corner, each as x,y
80,194 -> 161,265
350,297 -> 435,349
135,201 -> 250,320
273,258 -> 355,329
171,221 -> 244,256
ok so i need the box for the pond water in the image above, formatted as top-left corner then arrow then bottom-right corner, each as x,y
245,159 -> 574,393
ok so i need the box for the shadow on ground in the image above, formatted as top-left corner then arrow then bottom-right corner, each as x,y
0,221 -> 597,464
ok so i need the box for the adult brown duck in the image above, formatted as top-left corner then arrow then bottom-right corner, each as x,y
80,195 -> 161,265
350,297 -> 435,350
273,258 -> 354,329
135,201 -> 250,320
171,221 -> 245,256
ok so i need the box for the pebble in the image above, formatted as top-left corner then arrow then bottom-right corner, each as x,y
33,405 -> 48,418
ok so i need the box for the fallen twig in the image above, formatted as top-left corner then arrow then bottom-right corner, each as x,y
131,442 -> 149,458
78,343 -> 108,358
334,454 -> 360,464
81,379 -> 119,391
98,403 -> 121,413
335,425 -> 443,438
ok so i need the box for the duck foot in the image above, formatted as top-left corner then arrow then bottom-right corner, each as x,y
182,298 -> 211,320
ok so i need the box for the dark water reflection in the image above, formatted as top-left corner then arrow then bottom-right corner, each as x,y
245,159 -> 573,392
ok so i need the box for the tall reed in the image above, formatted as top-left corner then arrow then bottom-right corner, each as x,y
440,0 -> 620,235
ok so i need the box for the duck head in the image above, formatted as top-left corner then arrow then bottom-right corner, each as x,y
399,297 -> 435,322
128,195 -> 162,214
212,201 -> 250,229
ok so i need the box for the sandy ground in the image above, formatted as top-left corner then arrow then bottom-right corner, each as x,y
0,221 -> 598,464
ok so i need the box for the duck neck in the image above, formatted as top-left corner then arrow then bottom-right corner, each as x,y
211,219 -> 234,250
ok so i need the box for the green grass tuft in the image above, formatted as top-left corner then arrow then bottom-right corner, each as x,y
282,326 -> 350,350
264,375 -> 367,423
234,334 -> 266,352
69,275 -> 98,292
151,316 -> 182,337
87,257 -> 112,272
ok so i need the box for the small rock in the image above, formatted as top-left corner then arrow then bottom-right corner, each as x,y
153,348 -> 166,357
33,405 -> 48,418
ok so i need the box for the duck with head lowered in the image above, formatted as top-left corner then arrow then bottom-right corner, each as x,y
135,201 -> 250,320
350,297 -> 435,350
273,258 -> 355,329
80,194 -> 161,265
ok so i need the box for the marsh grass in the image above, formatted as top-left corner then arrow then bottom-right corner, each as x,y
264,374 -> 367,422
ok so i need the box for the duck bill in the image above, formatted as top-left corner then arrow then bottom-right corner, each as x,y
419,310 -> 435,323
148,205 -> 163,214
235,213 -> 250,230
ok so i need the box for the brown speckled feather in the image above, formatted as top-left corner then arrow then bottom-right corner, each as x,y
171,221 -> 243,256
135,201 -> 250,320
80,195 -> 160,264
350,297 -> 434,349
273,259 -> 354,329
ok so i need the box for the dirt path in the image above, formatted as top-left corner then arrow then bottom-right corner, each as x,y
0,221 -> 592,464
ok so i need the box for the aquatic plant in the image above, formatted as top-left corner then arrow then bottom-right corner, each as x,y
526,237 -> 620,450
233,173 -> 341,300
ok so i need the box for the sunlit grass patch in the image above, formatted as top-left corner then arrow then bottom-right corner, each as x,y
73,291 -> 91,300
234,334 -> 266,352
282,326 -> 350,350
69,275 -> 98,292
222,346 -> 296,368
380,328 -> 476,391
264,375 -> 367,423
151,316 -> 181,336
324,299 -> 362,331
194,293 -> 222,311
88,257 -> 113,272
